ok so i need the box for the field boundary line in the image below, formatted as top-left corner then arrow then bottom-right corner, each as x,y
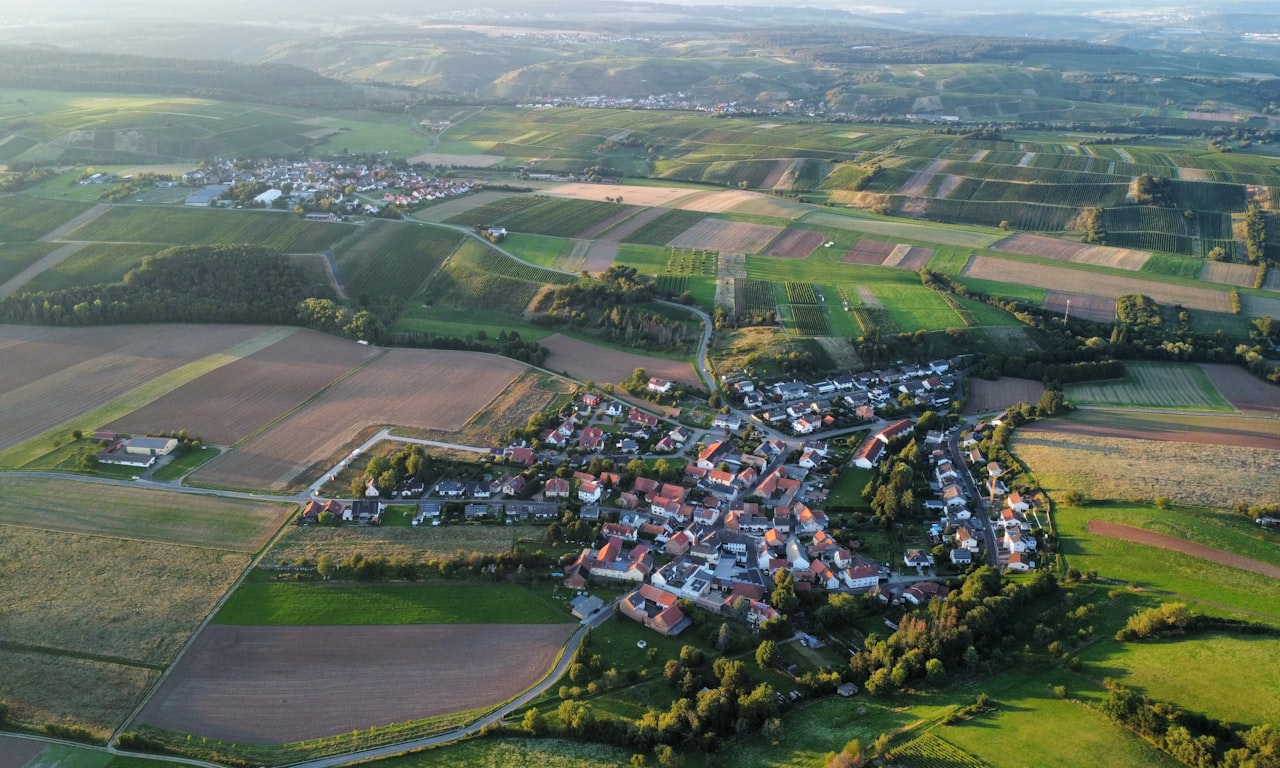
0,638 -> 165,671
0,512 -> 281,555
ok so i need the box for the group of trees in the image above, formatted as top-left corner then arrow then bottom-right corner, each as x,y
348,444 -> 429,498
386,328 -> 549,366
310,545 -> 555,582
296,298 -> 386,343
1244,204 -> 1268,264
533,267 -> 696,353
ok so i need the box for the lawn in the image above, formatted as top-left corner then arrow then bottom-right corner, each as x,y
1064,362 -> 1233,410
150,446 -> 221,481
213,579 -> 574,625
828,465 -> 874,508
0,476 -> 291,552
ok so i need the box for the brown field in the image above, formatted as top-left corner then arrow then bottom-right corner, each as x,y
897,158 -> 950,198
963,377 -> 1046,415
842,238 -> 896,265
1200,261 -> 1260,288
541,333 -> 699,388
760,159 -> 793,189
393,370 -> 570,449
1011,429 -> 1280,507
883,244 -> 934,271
0,525 -> 250,665
1043,291 -> 1116,322
105,329 -> 380,446
669,218 -> 784,253
1021,409 -> 1280,450
763,228 -> 826,259
0,736 -> 45,768
543,182 -> 695,207
576,205 -> 643,240
729,195 -> 809,219
412,191 -> 515,224
138,623 -> 574,744
675,190 -> 761,213
1264,269 -> 1280,292
582,207 -> 675,274
1199,364 -> 1280,414
1072,245 -> 1150,270
1088,520 -> 1280,579
405,152 -> 504,167
1,649 -> 155,741
993,233 -> 1088,260
190,349 -> 525,491
964,255 -> 1233,312
1175,166 -> 1208,181
0,324 -> 275,452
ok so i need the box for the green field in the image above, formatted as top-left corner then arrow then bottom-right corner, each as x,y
501,233 -> 575,270
15,741 -> 178,768
0,196 -> 93,242
65,206 -> 356,252
0,476 -> 291,552
0,242 -> 61,286
1064,362 -> 1233,410
357,738 -> 632,768
20,243 -> 159,291
150,447 -> 221,481
334,220 -> 464,300
392,302 -> 554,341
214,579 -> 573,625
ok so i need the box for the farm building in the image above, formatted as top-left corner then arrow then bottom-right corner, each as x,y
619,584 -> 690,636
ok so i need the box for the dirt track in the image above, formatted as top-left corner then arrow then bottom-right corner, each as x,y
1087,521 -> 1280,579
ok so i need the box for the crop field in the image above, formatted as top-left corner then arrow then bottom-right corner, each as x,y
267,517 -> 545,567
18,243 -> 159,291
65,207 -> 355,252
136,623 -> 574,744
1141,253 -> 1203,279
575,205 -> 642,239
801,210 -> 1002,249
334,221 -> 464,300
540,333 -> 699,387
1012,428 -> 1280,508
104,329 -> 380,445
0,195 -> 93,242
782,303 -> 831,336
1200,363 -> 1280,413
963,377 -> 1047,414
0,242 -> 61,288
921,198 -> 1078,232
1106,231 -> 1193,255
499,198 -> 628,237
442,195 -> 549,227
1023,408 -> 1280,450
1063,362 -> 1232,410
1199,260 -> 1262,288
882,244 -> 935,270
763,228 -> 825,258
411,191 -> 515,224
669,218 -> 784,253
962,255 -> 1233,313
619,208 -> 705,246
0,323 -> 276,455
736,278 -> 778,315
992,232 -> 1087,260
784,281 -> 821,305
1088,521 -> 1280,579
543,182 -> 696,207
190,348 -> 525,491
0,476 -> 291,551
842,238 -> 898,265
1041,290 -> 1116,322
369,737 -> 632,768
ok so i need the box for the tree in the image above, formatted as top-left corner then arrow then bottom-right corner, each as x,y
756,639 -> 779,669
769,568 -> 799,614
317,554 -> 335,579
716,622 -> 733,652
522,707 -> 546,735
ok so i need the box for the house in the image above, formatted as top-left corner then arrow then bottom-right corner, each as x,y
505,446 -> 537,466
579,427 -> 605,451
1005,551 -> 1031,573
605,401 -> 625,417
1002,526 -> 1035,553
620,584 -> 690,636
954,526 -> 979,552
124,436 -> 179,457
628,408 -> 659,428
852,438 -> 885,470
582,393 -> 601,408
502,475 -> 527,496
843,556 -> 881,589
798,448 -> 823,469
1007,492 -> 1030,513
543,476 -> 571,500
653,436 -> 676,453
950,547 -> 973,566
904,548 -> 932,571
711,413 -> 742,431
647,377 -> 674,394
697,440 -> 734,470
564,537 -> 653,588
902,581 -> 949,606
876,419 -> 914,444
791,416 -> 820,435
602,522 -> 639,542
578,480 -> 603,503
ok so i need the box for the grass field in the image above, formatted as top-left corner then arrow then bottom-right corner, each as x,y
267,517 -> 551,566
19,243 -> 159,290
352,738 -> 632,768
392,303 -> 555,341
6,742 -> 176,768
65,206 -> 355,252
0,195 -> 93,241
1064,362 -> 1233,410
214,579 -> 572,625
501,233 -> 575,270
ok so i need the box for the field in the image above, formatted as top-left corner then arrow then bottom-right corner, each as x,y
0,324 -> 279,456
1042,290 -> 1116,322
365,738 -> 632,768
1012,428 -> 1280,508
189,348 -> 525,491
499,198 -> 629,238
963,255 -> 1233,312
64,206 -> 355,253
105,329 -> 380,445
136,623 -> 574,744
1088,521 -> 1280,579
1,649 -> 156,743
763,228 -> 826,258
842,238 -> 897,265
1199,260 -> 1260,288
963,377 -> 1047,414
1023,408 -> 1280,450
1200,363 -> 1280,413
18,243 -> 160,291
543,182 -> 697,207
669,218 -> 785,253
1063,362 -> 1233,410
540,333 -> 700,388
0,195 -> 94,242
333,221 -> 464,300
0,476 -> 291,551
620,209 -> 706,246
267,519 -> 546,567
0,242 -> 63,289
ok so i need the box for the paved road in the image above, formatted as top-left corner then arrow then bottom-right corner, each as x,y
947,426 -> 998,567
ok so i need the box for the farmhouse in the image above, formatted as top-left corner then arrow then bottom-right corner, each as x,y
620,584 -> 690,636
647,377 -> 674,394
563,537 -> 653,587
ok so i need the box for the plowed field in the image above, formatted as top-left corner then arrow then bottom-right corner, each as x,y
669,219 -> 784,253
106,329 -> 380,445
964,377 -> 1046,414
1200,363 -> 1280,414
763,228 -> 825,258
1043,291 -> 1116,322
191,349 -> 524,491
541,333 -> 699,388
842,239 -> 896,265
138,623 -> 574,744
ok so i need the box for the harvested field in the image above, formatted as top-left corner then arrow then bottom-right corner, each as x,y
1011,430 -> 1280,507
1265,269 -> 1280,292
0,736 -> 45,768
0,525 -> 250,665
1072,245 -> 1151,270
993,233 -> 1087,260
760,159 -> 793,189
1087,521 -> 1280,579
669,219 -> 784,253
105,329 -> 380,445
394,370 -> 570,448
0,476 -> 291,551
581,207 -> 673,273
1021,409 -> 1280,450
0,649 -> 155,741
1043,291 -> 1116,322
190,349 -> 524,492
729,195 -> 809,220
1199,261 -> 1259,288
763,228 -> 825,259
0,324 -> 275,453
676,190 -> 763,213
138,623 -> 574,744
1200,363 -> 1280,414
964,255 -> 1233,313
543,183 -> 695,207
541,333 -> 699,388
412,191 -> 515,224
883,244 -> 934,270
842,238 -> 896,265
964,377 -> 1046,415
268,517 -> 536,566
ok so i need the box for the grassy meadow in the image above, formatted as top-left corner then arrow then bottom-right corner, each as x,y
1064,362 -> 1234,410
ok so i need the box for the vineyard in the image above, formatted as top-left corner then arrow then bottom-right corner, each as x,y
785,281 -> 821,305
621,209 -> 705,246
498,198 -> 627,237
430,262 -> 541,311
666,247 -> 719,276
852,306 -> 897,336
65,207 -> 355,252
337,223 -> 464,300
453,240 -> 575,285
736,278 -> 777,315
1106,231 -> 1194,256
443,195 -> 547,227
921,199 -> 1079,231
1102,206 -> 1189,236
946,178 -> 1129,207
893,733 -> 991,768
789,304 -> 831,336
655,274 -> 690,295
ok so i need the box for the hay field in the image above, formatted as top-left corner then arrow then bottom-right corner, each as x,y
1064,362 -> 1232,410
963,255 -> 1232,312
0,649 -> 156,742
541,333 -> 699,388
0,477 -> 291,551
105,329 -> 380,445
190,349 -> 525,491
669,219 -> 784,253
0,324 -> 275,453
1011,430 -> 1280,507
137,623 -> 574,744
675,189 -> 763,213
1199,261 -> 1260,288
